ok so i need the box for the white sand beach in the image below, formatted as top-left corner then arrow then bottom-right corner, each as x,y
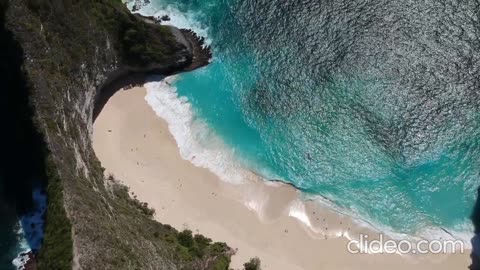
92,85 -> 469,270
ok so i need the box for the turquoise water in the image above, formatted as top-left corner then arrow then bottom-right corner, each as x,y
142,0 -> 480,238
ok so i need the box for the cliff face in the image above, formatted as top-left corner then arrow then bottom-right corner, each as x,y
1,0 -> 229,269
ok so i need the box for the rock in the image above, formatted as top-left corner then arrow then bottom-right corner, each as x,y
16,251 -> 37,270
161,15 -> 171,21
132,0 -> 150,12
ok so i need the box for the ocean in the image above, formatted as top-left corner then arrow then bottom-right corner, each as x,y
0,212 -> 21,270
0,188 -> 46,270
139,0 -> 480,243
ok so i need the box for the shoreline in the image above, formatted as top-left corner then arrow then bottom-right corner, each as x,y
93,84 -> 469,269
93,21 -> 212,122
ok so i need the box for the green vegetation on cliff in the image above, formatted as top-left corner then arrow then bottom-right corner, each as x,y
37,156 -> 73,270
94,2 -> 178,66
2,0 -> 228,269
23,0 -> 180,66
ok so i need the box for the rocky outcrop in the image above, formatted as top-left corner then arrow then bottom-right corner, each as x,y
131,0 -> 150,12
93,16 -> 212,123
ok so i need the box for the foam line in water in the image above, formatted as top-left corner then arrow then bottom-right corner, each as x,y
12,222 -> 31,270
289,192 -> 474,252
329,196 -> 472,250
12,188 -> 47,269
145,76 -> 253,184
137,3 -> 212,46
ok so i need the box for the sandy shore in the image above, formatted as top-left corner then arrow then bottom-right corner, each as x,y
92,85 -> 469,270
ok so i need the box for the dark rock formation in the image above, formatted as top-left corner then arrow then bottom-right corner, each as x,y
180,29 -> 213,71
132,0 -> 150,12
20,251 -> 37,270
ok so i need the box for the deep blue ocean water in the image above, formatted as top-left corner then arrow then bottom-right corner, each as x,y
141,0 -> 480,240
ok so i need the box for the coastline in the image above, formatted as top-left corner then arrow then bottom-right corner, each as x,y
92,85 -> 469,269
93,19 -> 212,122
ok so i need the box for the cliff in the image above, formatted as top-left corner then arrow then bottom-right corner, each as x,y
0,0 -> 230,269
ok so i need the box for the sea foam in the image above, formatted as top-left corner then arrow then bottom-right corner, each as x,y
12,224 -> 31,270
12,188 -> 47,269
145,76 -> 251,184
136,2 -> 212,46
140,1 -> 251,182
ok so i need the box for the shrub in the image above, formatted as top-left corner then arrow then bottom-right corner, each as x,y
37,157 -> 73,270
212,255 -> 230,270
177,230 -> 194,248
244,257 -> 261,270
194,234 -> 212,249
211,242 -> 229,254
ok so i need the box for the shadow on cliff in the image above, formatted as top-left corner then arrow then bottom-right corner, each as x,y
0,0 -> 48,243
92,74 -> 165,122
